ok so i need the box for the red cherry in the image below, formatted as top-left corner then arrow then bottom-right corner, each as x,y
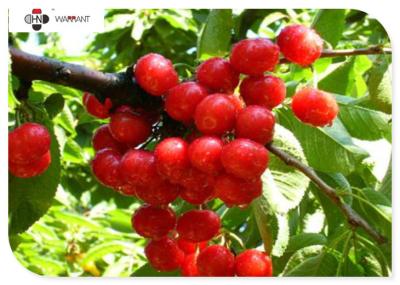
109,111 -> 151,146
240,75 -> 286,109
194,94 -> 236,135
235,249 -> 273,277
119,150 -> 159,187
145,237 -> 184,272
9,151 -> 51,178
277,24 -> 323,66
188,136 -> 224,174
154,137 -> 190,183
92,124 -> 126,153
221,139 -> 269,180
176,210 -> 220,242
9,123 -> 51,165
291,87 -> 339,127
197,245 -> 235,276
91,148 -> 123,188
181,253 -> 200,277
214,173 -> 262,206
196,57 -> 239,93
82,92 -> 112,119
134,53 -> 179,96
119,184 -> 138,197
179,168 -> 215,205
228,95 -> 246,112
235,105 -> 275,144
165,82 -> 208,123
135,180 -> 180,206
230,38 -> 280,76
177,237 -> 208,254
132,204 -> 176,239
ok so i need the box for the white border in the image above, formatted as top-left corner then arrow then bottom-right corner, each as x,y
1,1 -> 397,284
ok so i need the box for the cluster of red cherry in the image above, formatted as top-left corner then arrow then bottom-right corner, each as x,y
83,24 -> 339,276
9,123 -> 52,178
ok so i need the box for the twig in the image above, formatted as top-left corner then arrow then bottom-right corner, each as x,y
266,143 -> 387,244
279,45 -> 391,64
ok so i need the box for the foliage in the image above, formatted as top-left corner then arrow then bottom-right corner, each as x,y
8,9 -> 391,277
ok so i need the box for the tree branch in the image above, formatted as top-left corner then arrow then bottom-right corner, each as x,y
266,143 -> 387,244
9,47 -> 162,110
279,45 -> 391,64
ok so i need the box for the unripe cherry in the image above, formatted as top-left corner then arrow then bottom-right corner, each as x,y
197,245 -> 235,276
240,75 -> 286,109
92,124 -> 126,153
135,53 -> 179,96
176,210 -> 220,242
230,38 -> 280,76
277,24 -> 323,66
91,148 -> 123,188
82,92 -> 112,119
165,82 -> 208,123
176,237 -> 208,254
196,57 -> 239,93
235,249 -> 273,277
9,122 -> 51,165
154,137 -> 190,183
132,204 -> 176,239
194,94 -> 236,135
221,139 -> 269,180
188,136 -> 224,174
9,151 -> 51,178
214,173 -> 262,206
145,237 -> 184,272
235,105 -> 275,144
135,180 -> 180,206
291,87 -> 339,127
119,150 -> 159,187
109,111 -> 151,146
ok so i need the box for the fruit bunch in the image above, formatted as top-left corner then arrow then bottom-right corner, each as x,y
9,123 -> 52,178
83,24 -> 339,276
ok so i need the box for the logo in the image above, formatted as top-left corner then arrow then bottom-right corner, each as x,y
24,9 -> 49,31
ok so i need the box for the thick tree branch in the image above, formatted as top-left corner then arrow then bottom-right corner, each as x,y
279,45 -> 391,63
266,143 -> 387,244
9,47 -> 162,110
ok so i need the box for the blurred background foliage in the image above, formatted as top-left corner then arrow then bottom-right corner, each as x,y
8,9 -> 391,277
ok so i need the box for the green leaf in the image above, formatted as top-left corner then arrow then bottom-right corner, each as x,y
318,57 -> 355,94
353,188 -> 391,238
282,246 -> 339,276
367,56 -> 392,114
44,93 -> 65,118
8,123 -> 61,235
63,139 -> 86,164
197,9 -> 232,60
378,158 -> 391,201
252,199 -> 289,257
277,107 -> 368,174
338,98 -> 391,141
310,172 -> 352,234
252,125 -> 309,257
262,125 -> 310,214
81,241 -> 137,265
133,263 -> 180,277
312,9 -> 346,47
286,233 -> 327,253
